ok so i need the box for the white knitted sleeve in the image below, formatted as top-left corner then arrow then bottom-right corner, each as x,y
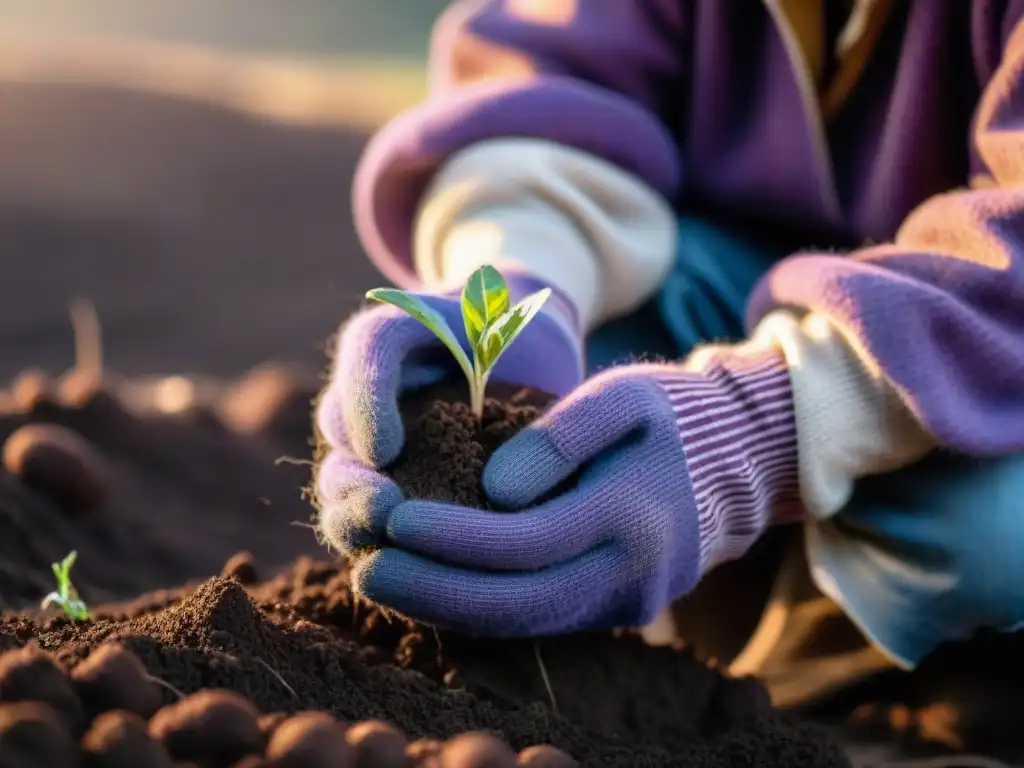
413,138 -> 677,331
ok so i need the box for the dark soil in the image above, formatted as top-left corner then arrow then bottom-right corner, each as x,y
0,561 -> 848,767
0,366 -> 319,610
0,369 -> 851,767
387,382 -> 555,509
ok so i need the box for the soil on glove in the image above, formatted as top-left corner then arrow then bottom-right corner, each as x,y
386,382 -> 555,509
0,368 -> 850,767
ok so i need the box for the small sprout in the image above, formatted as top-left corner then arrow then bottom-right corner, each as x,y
41,550 -> 89,621
366,265 -> 550,417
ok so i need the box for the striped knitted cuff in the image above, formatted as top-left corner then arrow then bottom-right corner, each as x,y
653,349 -> 804,576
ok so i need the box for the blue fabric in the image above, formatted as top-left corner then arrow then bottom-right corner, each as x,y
586,215 -> 779,370
809,452 -> 1024,667
586,214 -> 1024,666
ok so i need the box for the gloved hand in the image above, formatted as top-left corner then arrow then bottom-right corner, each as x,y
349,348 -> 804,636
315,271 -> 583,555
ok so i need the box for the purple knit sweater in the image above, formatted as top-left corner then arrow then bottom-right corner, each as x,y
354,0 -> 1024,460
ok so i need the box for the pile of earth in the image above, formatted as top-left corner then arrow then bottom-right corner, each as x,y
0,558 -> 847,767
5,362 -> 1019,766
0,364 -> 852,766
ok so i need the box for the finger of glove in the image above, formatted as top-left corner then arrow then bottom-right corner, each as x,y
319,305 -> 437,466
315,449 -> 403,555
351,545 -> 626,636
484,375 -> 649,508
385,489 -> 605,571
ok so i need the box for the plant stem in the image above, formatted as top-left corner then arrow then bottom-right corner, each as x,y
469,375 -> 485,419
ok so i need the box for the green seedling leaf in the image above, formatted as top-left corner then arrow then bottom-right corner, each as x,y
461,265 -> 509,350
478,288 -> 552,375
55,550 -> 76,584
366,288 -> 474,384
41,550 -> 89,621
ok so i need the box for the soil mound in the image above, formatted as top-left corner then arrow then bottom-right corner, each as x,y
0,557 -> 847,767
0,366 -> 846,766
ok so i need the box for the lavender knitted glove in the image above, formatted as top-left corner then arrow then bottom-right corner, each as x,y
317,273 -> 582,467
352,349 -> 804,635
315,273 -> 583,555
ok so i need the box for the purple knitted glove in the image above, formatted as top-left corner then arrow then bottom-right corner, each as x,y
315,271 -> 583,556
317,272 -> 582,467
351,349 -> 805,636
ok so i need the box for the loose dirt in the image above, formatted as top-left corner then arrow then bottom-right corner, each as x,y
387,382 -> 554,509
0,370 -> 852,766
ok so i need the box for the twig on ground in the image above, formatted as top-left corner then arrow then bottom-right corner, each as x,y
533,642 -> 558,715
145,673 -> 185,700
432,626 -> 444,672
275,456 -> 315,468
256,657 -> 297,698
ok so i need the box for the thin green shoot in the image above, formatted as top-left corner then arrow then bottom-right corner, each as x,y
366,265 -> 550,417
41,550 -> 89,621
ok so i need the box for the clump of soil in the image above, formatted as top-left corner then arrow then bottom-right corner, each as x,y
386,382 -> 554,508
0,556 -> 848,767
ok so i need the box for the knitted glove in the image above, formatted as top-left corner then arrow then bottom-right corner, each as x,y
351,348 -> 804,635
315,272 -> 583,554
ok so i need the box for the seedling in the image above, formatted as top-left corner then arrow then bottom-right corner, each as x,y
41,550 -> 89,621
366,265 -> 551,418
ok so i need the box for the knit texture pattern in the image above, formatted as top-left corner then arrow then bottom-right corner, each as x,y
653,349 -> 803,575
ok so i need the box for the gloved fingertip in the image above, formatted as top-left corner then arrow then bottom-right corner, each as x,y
313,385 -> 346,448
483,428 -> 570,509
383,501 -> 427,542
348,389 -> 405,468
316,474 -> 403,555
350,549 -> 410,609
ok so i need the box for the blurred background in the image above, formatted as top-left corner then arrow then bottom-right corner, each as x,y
0,1 -> 450,380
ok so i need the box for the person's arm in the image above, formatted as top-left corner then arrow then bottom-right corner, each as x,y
740,7 -> 1024,520
353,0 -> 686,331
411,6 -> 1024,531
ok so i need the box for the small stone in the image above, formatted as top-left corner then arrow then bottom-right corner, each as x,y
3,423 -> 110,512
81,710 -> 175,768
0,702 -> 77,767
0,645 -> 84,729
148,689 -> 262,765
440,732 -> 517,768
10,368 -> 53,411
257,711 -> 288,738
72,643 -> 162,719
220,552 -> 259,586
517,745 -> 578,767
406,738 -> 443,761
346,720 -> 406,767
266,711 -> 353,768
